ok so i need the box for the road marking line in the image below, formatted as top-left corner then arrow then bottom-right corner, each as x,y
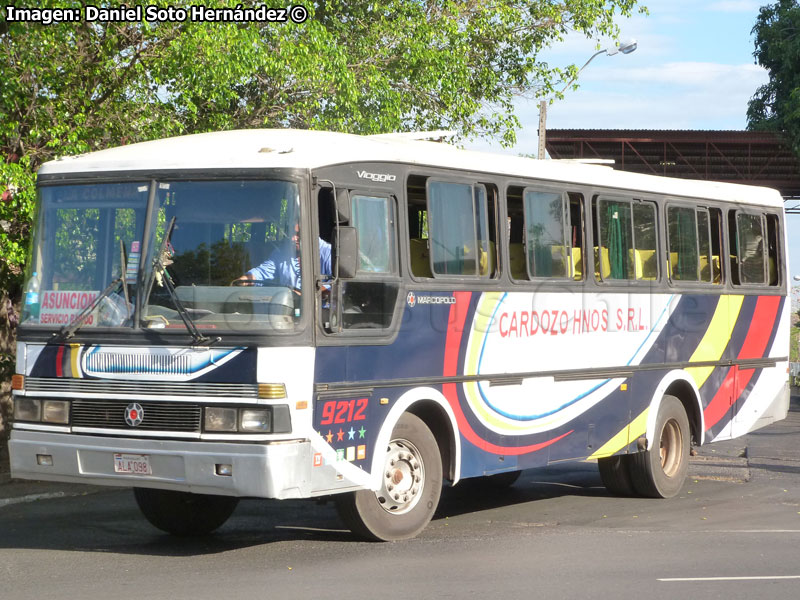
659,576 -> 800,582
711,529 -> 800,533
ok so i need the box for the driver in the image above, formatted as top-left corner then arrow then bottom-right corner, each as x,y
236,225 -> 332,289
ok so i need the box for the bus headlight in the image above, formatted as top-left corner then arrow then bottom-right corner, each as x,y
240,409 -> 271,433
42,400 -> 70,424
203,405 -> 291,434
13,398 -> 41,422
204,407 -> 238,432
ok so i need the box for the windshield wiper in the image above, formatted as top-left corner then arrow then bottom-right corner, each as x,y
53,278 -> 125,341
147,217 -> 220,346
54,240 -> 132,341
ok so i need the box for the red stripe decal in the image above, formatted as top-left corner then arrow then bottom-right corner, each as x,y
441,291 -> 573,456
55,345 -> 64,378
703,295 -> 781,430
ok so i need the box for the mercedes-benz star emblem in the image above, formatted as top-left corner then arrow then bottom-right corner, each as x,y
125,403 -> 144,427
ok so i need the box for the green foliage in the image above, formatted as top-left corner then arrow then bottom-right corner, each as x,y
1,0 -> 644,293
747,0 -> 800,154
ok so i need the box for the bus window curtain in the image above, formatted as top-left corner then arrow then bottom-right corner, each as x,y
606,202 -> 628,279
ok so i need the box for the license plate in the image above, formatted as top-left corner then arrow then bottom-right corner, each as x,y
113,453 -> 151,475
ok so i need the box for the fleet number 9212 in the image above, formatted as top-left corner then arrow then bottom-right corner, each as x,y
319,398 -> 368,425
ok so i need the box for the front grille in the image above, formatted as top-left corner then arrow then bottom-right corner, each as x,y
25,377 -> 259,399
71,399 -> 202,432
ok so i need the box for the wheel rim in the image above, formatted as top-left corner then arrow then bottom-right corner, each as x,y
375,439 -> 425,515
659,418 -> 683,477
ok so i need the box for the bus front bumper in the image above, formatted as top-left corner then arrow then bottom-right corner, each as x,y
9,430 -> 313,499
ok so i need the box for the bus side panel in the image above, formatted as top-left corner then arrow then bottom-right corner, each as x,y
312,290 -> 788,485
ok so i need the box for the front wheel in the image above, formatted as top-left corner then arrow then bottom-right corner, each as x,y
335,412 -> 442,541
133,488 -> 239,536
629,395 -> 690,498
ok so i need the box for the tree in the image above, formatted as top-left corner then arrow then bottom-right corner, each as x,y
0,0 -> 643,431
747,0 -> 800,154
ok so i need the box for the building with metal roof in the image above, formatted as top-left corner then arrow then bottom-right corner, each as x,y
545,129 -> 800,212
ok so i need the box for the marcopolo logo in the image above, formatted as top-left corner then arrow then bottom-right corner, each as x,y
357,170 -> 396,183
407,292 -> 456,307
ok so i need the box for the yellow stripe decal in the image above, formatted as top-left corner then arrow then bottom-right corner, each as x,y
685,295 -> 743,389
589,407 -> 649,459
70,343 -> 81,378
590,295 -> 744,459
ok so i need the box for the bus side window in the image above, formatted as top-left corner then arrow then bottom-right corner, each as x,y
407,175 -> 432,278
351,195 -> 395,274
329,191 -> 402,332
568,193 -> 585,281
593,196 -> 657,282
667,205 -> 700,282
729,210 -> 767,285
505,186 -> 527,280
427,181 -> 479,276
668,205 -> 723,284
766,213 -> 781,286
523,188 -> 569,278
708,208 -> 723,284
632,201 -> 657,281
474,184 -> 498,278
407,177 -> 495,279
595,197 -> 635,280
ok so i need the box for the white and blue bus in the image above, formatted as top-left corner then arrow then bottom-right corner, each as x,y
10,129 -> 790,540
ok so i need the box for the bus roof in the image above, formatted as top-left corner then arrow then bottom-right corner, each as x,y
38,128 -> 784,208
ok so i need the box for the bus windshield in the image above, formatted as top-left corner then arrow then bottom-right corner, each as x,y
22,179 -> 304,334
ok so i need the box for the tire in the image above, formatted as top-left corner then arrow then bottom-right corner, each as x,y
597,454 -> 636,496
335,412 -> 442,541
133,488 -> 239,536
629,395 -> 690,498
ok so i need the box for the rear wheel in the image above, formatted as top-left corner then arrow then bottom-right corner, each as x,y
629,395 -> 690,498
133,488 -> 239,536
598,454 -> 636,496
335,412 -> 442,541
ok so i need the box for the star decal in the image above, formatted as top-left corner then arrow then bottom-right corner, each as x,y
336,428 -> 344,442
358,426 -> 367,439
348,427 -> 356,440
325,430 -> 333,443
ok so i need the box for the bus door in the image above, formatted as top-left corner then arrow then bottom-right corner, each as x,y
317,186 -> 403,336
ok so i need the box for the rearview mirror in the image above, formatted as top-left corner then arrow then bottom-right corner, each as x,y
336,188 -> 351,223
337,226 -> 358,280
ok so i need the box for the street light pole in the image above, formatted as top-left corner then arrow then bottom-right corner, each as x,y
538,39 -> 637,159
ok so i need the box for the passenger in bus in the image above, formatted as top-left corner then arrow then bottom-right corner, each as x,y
235,225 -> 331,289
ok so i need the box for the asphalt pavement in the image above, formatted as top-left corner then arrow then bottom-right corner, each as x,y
1,391 -> 798,508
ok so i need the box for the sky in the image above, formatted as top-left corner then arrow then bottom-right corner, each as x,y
468,0 -> 800,282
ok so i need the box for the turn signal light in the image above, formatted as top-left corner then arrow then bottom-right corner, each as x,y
11,374 -> 24,391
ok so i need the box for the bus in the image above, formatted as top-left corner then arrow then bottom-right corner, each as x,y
9,129 -> 790,541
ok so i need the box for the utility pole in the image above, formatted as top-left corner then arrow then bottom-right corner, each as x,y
538,100 -> 547,160
537,39 -> 637,159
